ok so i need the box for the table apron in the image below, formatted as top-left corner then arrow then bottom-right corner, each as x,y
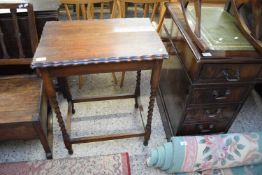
37,61 -> 156,77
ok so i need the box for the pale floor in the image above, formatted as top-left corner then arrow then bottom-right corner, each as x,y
1,71 -> 262,175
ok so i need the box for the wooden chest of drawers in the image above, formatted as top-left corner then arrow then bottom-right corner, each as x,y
157,3 -> 262,139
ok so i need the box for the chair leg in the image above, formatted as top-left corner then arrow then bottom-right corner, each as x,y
112,72 -> 118,85
157,2 -> 166,33
120,71 -> 125,88
79,75 -> 85,89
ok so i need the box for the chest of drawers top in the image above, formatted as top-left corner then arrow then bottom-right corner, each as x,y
166,3 -> 262,84
167,3 -> 262,62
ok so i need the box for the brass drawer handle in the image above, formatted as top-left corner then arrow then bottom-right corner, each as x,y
198,124 -> 214,133
212,89 -> 231,100
222,68 -> 240,82
205,108 -> 222,118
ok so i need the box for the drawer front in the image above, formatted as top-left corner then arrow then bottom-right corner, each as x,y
198,64 -> 260,82
178,122 -> 228,135
190,86 -> 249,104
184,105 -> 238,123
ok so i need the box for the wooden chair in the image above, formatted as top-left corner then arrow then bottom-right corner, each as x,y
179,0 -> 209,52
230,0 -> 262,53
61,0 -> 82,20
179,0 -> 261,53
118,0 -> 166,87
60,0 -> 118,88
119,0 -> 166,31
0,3 -> 52,159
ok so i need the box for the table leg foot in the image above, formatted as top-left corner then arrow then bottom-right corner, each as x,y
46,152 -> 53,159
50,96 -> 73,154
143,140 -> 149,146
68,149 -> 73,155
72,106 -> 76,114
144,89 -> 156,146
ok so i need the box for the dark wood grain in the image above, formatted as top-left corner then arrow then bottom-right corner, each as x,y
32,18 -> 167,68
157,2 -> 262,138
0,75 -> 52,159
34,18 -> 167,153
0,3 -> 53,159
0,76 -> 40,123
70,132 -> 145,144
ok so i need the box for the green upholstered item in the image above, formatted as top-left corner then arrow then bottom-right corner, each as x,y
187,6 -> 254,51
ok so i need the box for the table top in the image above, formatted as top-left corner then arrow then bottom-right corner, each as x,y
0,0 -> 60,12
32,18 -> 168,68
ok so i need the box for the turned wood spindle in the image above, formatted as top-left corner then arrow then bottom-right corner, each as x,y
135,70 -> 141,108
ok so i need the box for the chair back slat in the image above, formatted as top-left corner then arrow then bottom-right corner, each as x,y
61,0 -> 114,20
100,2 -> 104,18
64,4 -> 72,20
10,8 -> 25,58
180,0 -> 207,51
231,0 -> 262,53
0,26 -> 9,58
150,2 -> 158,21
134,4 -> 138,17
76,3 -> 81,19
251,1 -> 261,40
0,3 -> 38,65
193,0 -> 201,37
143,4 -> 149,17
119,0 -> 166,25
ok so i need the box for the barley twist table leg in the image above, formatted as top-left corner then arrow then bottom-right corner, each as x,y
144,60 -> 163,146
144,89 -> 157,146
57,77 -> 75,114
135,70 -> 141,108
40,69 -> 73,154
50,96 -> 73,154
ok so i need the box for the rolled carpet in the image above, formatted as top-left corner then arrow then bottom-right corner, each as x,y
147,132 -> 262,173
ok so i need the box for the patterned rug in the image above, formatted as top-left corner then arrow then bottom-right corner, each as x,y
0,153 -> 131,175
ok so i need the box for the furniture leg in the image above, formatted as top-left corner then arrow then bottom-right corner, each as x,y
135,70 -> 141,108
120,71 -> 125,88
157,2 -> 166,33
32,120 -> 52,159
144,60 -> 163,146
112,73 -> 118,85
40,70 -> 73,154
57,77 -> 75,114
57,77 -> 68,99
78,75 -> 85,89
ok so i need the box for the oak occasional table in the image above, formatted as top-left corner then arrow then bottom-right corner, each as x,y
31,18 -> 168,154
